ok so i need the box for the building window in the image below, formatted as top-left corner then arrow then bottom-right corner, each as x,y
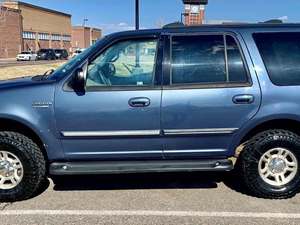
22,32 -> 36,40
38,33 -> 50,40
62,35 -> 71,42
51,34 -> 61,41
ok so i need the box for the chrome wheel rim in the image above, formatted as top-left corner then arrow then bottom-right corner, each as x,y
0,151 -> 23,190
258,148 -> 298,187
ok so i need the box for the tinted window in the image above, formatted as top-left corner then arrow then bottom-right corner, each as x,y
86,39 -> 157,87
171,35 -> 226,84
38,49 -> 47,53
253,32 -> 300,86
171,35 -> 248,85
226,35 -> 248,83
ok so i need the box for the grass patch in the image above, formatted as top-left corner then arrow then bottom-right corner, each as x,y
0,62 -> 64,80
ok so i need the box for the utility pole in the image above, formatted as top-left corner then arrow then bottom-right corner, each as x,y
135,0 -> 139,30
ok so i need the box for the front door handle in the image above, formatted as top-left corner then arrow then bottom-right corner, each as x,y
232,94 -> 255,104
128,97 -> 150,107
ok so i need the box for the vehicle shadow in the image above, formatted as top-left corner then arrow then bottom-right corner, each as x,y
51,172 -> 242,192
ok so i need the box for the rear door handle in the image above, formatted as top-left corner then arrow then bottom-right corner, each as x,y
128,97 -> 150,107
232,94 -> 254,104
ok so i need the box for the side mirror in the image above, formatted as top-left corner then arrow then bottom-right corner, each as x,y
73,68 -> 86,92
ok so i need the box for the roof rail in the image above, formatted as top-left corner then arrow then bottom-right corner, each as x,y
163,22 -> 185,29
261,19 -> 283,24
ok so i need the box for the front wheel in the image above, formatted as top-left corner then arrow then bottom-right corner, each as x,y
238,129 -> 300,199
0,132 -> 46,202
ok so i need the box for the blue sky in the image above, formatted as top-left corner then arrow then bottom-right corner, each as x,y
22,0 -> 300,34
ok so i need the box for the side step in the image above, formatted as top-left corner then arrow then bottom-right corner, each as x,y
49,159 -> 233,175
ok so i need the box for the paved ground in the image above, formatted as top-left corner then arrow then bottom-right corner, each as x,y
0,59 -> 66,68
0,172 -> 299,225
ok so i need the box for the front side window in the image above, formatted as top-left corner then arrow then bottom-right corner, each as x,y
253,32 -> 300,86
86,39 -> 157,88
171,34 -> 248,85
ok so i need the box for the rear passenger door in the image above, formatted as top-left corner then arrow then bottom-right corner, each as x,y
161,32 -> 261,159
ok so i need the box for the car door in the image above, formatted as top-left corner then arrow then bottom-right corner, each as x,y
55,36 -> 163,160
161,32 -> 261,159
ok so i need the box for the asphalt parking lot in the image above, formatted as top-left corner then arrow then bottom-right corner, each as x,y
1,172 -> 300,225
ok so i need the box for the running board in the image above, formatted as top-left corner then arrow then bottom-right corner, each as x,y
49,159 -> 233,175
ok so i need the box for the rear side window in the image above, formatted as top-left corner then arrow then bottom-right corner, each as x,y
226,36 -> 248,83
253,32 -> 300,86
171,34 -> 248,85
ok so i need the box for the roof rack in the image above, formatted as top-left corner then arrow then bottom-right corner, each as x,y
163,22 -> 185,29
261,19 -> 283,24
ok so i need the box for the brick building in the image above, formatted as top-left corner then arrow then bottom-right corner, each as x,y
0,1 -> 72,58
71,26 -> 102,50
182,0 -> 208,25
0,6 -> 22,58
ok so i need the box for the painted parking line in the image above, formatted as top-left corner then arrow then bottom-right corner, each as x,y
0,210 -> 300,219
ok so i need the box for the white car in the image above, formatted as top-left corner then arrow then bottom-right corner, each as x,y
16,51 -> 37,61
72,48 -> 86,58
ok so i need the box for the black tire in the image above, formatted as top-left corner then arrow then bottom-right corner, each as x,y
238,129 -> 300,199
0,132 -> 46,202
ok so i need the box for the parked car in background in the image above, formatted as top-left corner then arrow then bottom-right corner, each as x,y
72,48 -> 86,58
16,51 -> 37,61
2,24 -> 300,201
37,49 -> 56,60
54,49 -> 69,60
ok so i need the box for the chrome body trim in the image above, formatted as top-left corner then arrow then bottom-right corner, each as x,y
163,128 -> 238,135
67,149 -> 226,155
164,149 -> 227,153
68,150 -> 162,155
61,130 -> 161,137
62,128 -> 238,137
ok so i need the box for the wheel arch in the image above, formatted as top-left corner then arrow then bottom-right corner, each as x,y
0,117 -> 48,162
231,117 -> 300,156
240,119 -> 300,144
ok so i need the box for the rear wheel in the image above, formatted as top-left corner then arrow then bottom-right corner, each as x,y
238,129 -> 300,199
0,132 -> 46,202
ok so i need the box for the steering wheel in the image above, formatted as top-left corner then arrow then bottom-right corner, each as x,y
106,63 -> 116,77
93,64 -> 111,86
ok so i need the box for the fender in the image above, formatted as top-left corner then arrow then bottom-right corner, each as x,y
0,112 -> 64,161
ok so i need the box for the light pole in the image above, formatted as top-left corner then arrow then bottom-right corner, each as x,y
135,0 -> 140,67
181,12 -> 189,23
135,0 -> 139,30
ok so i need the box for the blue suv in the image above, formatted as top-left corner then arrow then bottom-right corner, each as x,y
1,23 -> 300,201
